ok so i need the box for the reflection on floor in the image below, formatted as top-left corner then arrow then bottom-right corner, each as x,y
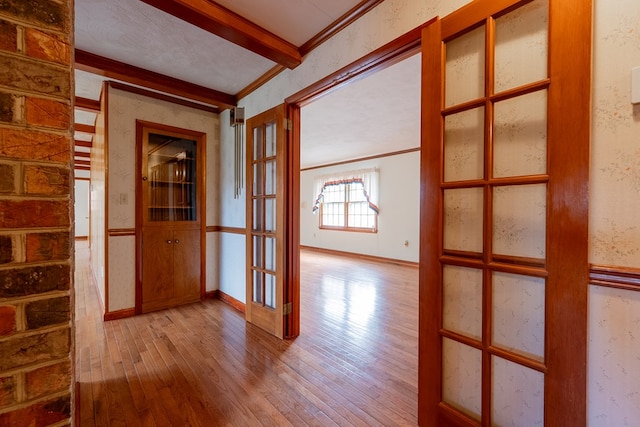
75,241 -> 418,426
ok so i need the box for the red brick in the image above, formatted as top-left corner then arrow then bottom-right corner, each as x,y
25,28 -> 70,65
0,305 -> 16,336
25,360 -> 71,400
0,162 -> 15,193
0,0 -> 69,32
26,296 -> 70,329
24,164 -> 70,196
0,235 -> 13,263
0,264 -> 70,298
0,53 -> 71,99
0,128 -> 71,163
26,231 -> 70,262
0,20 -> 17,52
26,97 -> 71,130
0,200 -> 70,228
0,92 -> 17,124
0,395 -> 70,426
0,328 -> 70,371
0,375 -> 16,406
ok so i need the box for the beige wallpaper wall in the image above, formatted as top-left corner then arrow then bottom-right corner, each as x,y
588,0 -> 640,424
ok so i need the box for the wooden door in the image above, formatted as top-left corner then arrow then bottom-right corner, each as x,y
419,0 -> 591,425
137,121 -> 205,314
246,105 -> 285,338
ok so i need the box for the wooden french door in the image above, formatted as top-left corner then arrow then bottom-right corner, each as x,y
419,0 -> 591,425
246,105 -> 286,338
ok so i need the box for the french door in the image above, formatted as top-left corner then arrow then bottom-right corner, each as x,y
246,105 -> 286,338
419,0 -> 591,425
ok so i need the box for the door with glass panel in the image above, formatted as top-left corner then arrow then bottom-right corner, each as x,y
246,105 -> 285,338
420,0 -> 591,425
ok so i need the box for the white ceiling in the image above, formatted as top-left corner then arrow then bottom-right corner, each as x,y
300,53 -> 421,169
74,0 -> 421,169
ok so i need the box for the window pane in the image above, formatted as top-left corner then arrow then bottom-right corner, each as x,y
265,122 -> 276,157
265,273 -> 276,309
445,25 -> 486,107
265,160 -> 276,195
253,127 -> 263,160
349,182 -> 367,202
322,184 -> 345,203
253,270 -> 263,304
322,203 -> 345,227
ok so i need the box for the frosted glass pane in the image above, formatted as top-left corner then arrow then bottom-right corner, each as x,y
492,184 -> 546,260
492,357 -> 544,427
253,162 -> 263,196
265,198 -> 275,232
444,187 -> 484,253
445,25 -> 485,107
253,236 -> 263,269
265,160 -> 276,195
495,0 -> 548,92
444,107 -> 485,182
494,91 -> 547,178
253,271 -> 263,304
492,272 -> 545,361
443,338 -> 482,421
253,127 -> 263,160
265,273 -> 275,309
443,265 -> 483,340
265,237 -> 276,271
266,122 -> 276,157
253,199 -> 264,230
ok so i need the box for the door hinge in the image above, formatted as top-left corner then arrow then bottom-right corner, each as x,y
284,118 -> 293,131
283,302 -> 292,315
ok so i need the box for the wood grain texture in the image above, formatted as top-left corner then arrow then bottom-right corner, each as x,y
76,242 -> 418,426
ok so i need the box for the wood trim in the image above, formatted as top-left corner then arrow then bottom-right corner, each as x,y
216,290 -> 246,314
418,19 -> 444,427
75,97 -> 101,113
75,140 -> 93,148
75,166 -> 90,171
75,151 -> 90,158
590,265 -> 640,291
75,159 -> 90,166
204,290 -> 219,299
103,307 -> 135,321
545,0 -> 591,424
218,226 -> 246,235
205,226 -> 220,233
75,236 -> 88,240
301,147 -> 420,171
236,65 -> 286,101
301,246 -> 419,268
236,1 -> 385,101
108,81 -> 219,114
140,0 -> 301,69
103,81 -> 110,316
75,49 -> 236,109
299,0 -> 385,57
285,19 -> 435,106
107,228 -> 136,237
75,123 -> 95,134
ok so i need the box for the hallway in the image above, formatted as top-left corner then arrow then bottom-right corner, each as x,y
75,242 -> 418,426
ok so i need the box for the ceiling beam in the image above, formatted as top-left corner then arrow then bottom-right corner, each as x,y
75,140 -> 93,148
75,123 -> 95,134
75,97 -> 101,112
140,0 -> 301,69
75,49 -> 236,109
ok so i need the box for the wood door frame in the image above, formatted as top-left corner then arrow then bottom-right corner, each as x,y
419,0 -> 591,425
135,120 -> 207,315
283,19 -> 435,340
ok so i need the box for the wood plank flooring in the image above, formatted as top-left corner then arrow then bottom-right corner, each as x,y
75,242 -> 418,426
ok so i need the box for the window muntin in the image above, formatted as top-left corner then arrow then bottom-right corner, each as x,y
318,181 -> 377,232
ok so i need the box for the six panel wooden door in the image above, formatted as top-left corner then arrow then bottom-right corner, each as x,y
419,0 -> 591,425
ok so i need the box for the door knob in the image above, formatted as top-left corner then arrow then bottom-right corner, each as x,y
166,240 -> 172,244
142,176 -> 148,181
174,239 -> 180,244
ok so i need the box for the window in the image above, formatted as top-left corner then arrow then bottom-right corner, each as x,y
312,169 -> 379,232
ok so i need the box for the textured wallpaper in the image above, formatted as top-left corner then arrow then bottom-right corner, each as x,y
588,0 -> 640,424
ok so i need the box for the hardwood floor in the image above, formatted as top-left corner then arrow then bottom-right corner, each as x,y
75,242 -> 418,426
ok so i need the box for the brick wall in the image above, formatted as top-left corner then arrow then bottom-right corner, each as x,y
0,0 -> 74,425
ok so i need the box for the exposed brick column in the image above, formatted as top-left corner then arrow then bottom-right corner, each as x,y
0,0 -> 75,425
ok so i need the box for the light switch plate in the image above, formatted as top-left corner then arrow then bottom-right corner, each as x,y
632,67 -> 640,104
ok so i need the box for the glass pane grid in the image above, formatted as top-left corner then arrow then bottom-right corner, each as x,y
319,181 -> 377,231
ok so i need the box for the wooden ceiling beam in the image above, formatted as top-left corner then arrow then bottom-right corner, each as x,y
140,0 -> 301,69
75,140 -> 93,148
75,49 -> 236,109
75,97 -> 101,112
75,123 -> 95,134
